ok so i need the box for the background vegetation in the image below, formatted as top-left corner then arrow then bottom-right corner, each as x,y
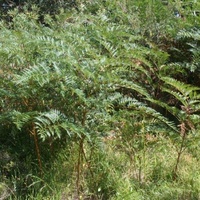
0,0 -> 200,199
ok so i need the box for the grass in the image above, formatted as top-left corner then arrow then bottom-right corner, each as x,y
1,131 -> 200,199
11,132 -> 196,200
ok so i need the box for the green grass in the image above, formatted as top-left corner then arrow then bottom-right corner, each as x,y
1,132 -> 200,199
15,133 -> 198,200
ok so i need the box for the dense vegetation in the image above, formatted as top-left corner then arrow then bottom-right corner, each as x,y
0,0 -> 200,199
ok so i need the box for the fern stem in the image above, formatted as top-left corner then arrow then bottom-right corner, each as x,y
76,109 -> 88,198
30,124 -> 43,175
173,122 -> 187,180
76,137 -> 84,199
81,138 -> 94,178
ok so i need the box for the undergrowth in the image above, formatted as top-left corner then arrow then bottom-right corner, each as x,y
0,0 -> 200,199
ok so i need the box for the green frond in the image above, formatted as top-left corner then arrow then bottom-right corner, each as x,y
34,110 -> 89,141
35,110 -> 71,141
190,114 -> 200,125
161,76 -> 200,97
12,112 -> 29,130
147,98 -> 185,121
160,63 -> 187,76
116,79 -> 150,98
117,96 -> 178,133
176,28 -> 200,73
140,107 -> 178,133
10,111 -> 37,130
177,28 -> 200,40
162,87 -> 188,106
100,40 -> 118,57
14,64 -> 51,86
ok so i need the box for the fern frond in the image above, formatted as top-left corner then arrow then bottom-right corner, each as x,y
162,87 -> 188,106
99,40 -> 118,57
14,64 -> 51,86
34,110 -> 89,141
10,111 -> 36,130
117,97 -> 178,133
35,110 -> 71,141
161,76 -> 200,97
147,98 -> 185,121
115,79 -> 150,98
177,28 -> 200,40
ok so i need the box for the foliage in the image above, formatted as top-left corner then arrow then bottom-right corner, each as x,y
0,0 -> 200,199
